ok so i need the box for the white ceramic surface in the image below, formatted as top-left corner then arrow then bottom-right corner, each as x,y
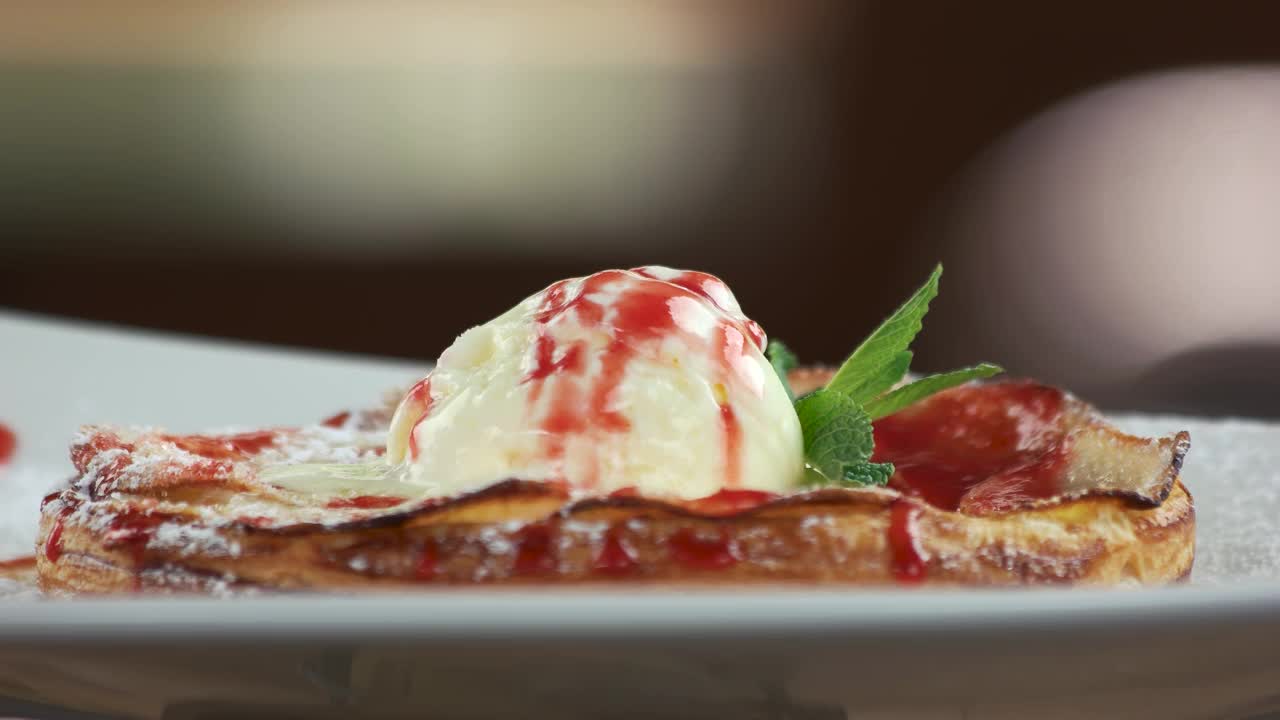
2,310 -> 1278,720
0,310 -> 423,564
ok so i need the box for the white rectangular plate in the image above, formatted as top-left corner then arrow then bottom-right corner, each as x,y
2,310 -> 1278,719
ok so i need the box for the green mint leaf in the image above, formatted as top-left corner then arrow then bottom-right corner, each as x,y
795,389 -> 873,477
841,350 -> 912,404
794,389 -> 890,487
786,262 -> 999,490
863,363 -> 1004,420
843,460 -> 895,487
765,340 -> 799,401
826,265 -> 942,403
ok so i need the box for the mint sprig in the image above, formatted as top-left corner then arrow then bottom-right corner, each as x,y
863,363 -> 1003,420
827,265 -> 941,402
778,264 -> 1003,487
794,390 -> 894,487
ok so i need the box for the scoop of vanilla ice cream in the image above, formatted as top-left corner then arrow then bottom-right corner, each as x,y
386,267 -> 803,500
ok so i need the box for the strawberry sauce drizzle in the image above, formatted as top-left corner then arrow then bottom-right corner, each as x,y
513,522 -> 557,575
683,488 -> 777,515
41,482 -> 175,591
40,491 -> 64,509
718,402 -> 742,488
415,540 -> 439,580
325,495 -> 407,510
593,528 -> 637,574
606,487 -> 777,516
871,381 -> 1068,513
404,377 -> 434,460
71,432 -> 134,477
870,381 -> 1072,583
887,500 -> 926,583
101,511 -> 169,592
668,527 -> 738,570
70,429 -> 283,498
525,335 -> 585,385
43,496 -> 81,563
165,430 -> 280,460
519,268 -> 765,489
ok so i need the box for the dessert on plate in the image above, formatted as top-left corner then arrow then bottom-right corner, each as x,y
30,266 -> 1193,594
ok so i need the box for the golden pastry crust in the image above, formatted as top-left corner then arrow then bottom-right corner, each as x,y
35,372 -> 1194,594
37,480 -> 1193,593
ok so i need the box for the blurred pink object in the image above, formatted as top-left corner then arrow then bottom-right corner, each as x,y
938,67 -> 1280,411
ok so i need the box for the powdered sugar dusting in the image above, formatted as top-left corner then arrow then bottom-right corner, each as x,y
1,423 -> 388,578
150,522 -> 241,558
3,412 -> 1280,593
0,464 -> 64,560
1110,413 -> 1280,585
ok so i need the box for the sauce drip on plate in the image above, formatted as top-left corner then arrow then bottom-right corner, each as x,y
0,423 -> 16,464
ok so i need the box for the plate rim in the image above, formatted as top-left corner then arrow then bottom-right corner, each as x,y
2,583 -> 1278,641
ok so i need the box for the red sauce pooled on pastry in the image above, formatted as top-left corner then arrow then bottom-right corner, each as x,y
669,528 -> 738,570
593,528 -> 638,575
870,381 -> 1073,583
606,487 -> 776,514
415,540 -> 439,580
325,495 -> 406,510
871,381 -> 1068,513
513,522 -> 557,575
165,430 -> 281,460
683,488 -> 778,515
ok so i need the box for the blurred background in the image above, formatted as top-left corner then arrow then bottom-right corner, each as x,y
3,1 -> 1280,417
